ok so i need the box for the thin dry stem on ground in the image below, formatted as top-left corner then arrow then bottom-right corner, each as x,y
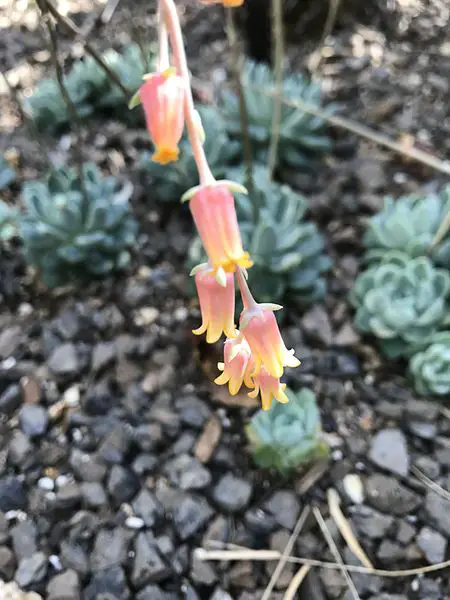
327,488 -> 373,570
261,507 -> 310,600
314,506 -> 361,600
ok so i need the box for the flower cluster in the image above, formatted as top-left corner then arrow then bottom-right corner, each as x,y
130,0 -> 300,410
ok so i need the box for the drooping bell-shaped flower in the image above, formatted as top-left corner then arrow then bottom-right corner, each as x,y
187,183 -> 252,279
139,67 -> 185,165
248,367 -> 289,411
214,333 -> 254,395
192,264 -> 237,343
235,269 -> 300,379
240,303 -> 300,379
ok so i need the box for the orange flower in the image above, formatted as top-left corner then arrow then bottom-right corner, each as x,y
192,264 -> 237,343
215,334 -> 254,395
139,68 -> 185,164
200,0 -> 244,6
248,367 -> 289,411
188,183 -> 252,278
240,303 -> 300,379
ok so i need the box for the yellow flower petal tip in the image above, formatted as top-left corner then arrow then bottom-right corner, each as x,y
152,147 -> 180,165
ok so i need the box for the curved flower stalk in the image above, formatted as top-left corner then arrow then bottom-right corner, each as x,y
140,0 -> 300,410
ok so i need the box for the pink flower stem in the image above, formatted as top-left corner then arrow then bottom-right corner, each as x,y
236,267 -> 256,310
157,2 -> 170,71
159,0 -> 215,186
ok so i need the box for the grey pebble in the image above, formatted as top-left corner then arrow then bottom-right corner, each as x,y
47,569 -> 80,600
131,533 -> 170,589
19,404 -> 48,437
417,525 -> 447,563
15,551 -> 47,588
164,453 -> 211,490
213,474 -> 252,513
369,428 -> 409,476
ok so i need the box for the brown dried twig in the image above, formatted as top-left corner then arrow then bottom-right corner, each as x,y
248,85 -> 450,177
267,0 -> 284,180
41,0 -> 130,100
38,0 -> 86,196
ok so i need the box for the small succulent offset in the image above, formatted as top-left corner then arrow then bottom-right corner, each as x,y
246,387 -> 328,474
222,60 -> 333,170
20,164 -> 138,288
0,200 -> 18,241
141,104 -> 241,201
26,44 -> 151,132
363,190 -> 450,268
350,252 -> 450,358
409,332 -> 450,396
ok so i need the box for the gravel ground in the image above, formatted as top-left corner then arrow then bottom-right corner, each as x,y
0,0 -> 449,599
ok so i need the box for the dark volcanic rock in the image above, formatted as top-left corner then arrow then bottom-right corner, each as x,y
19,404 -> 48,437
107,465 -> 140,505
84,566 -> 130,600
15,551 -> 47,587
70,449 -> 107,482
132,489 -> 164,528
0,476 -> 27,511
0,384 -> 22,415
48,342 -> 80,376
172,494 -> 214,540
91,528 -> 129,571
131,533 -> 170,589
417,526 -> 447,564
365,475 -> 421,515
350,505 -> 394,540
0,546 -> 16,580
11,520 -> 38,560
369,429 -> 409,476
213,474 -> 253,513
263,491 -> 300,530
164,454 -> 211,490
47,569 -> 80,600
425,491 -> 450,537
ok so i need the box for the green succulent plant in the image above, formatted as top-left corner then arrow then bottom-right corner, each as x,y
141,104 -> 241,201
246,387 -> 328,474
0,155 -> 16,190
20,163 -> 138,288
25,44 -> 152,132
221,60 -> 333,170
350,252 -> 450,358
188,165 -> 331,304
0,200 -> 18,241
363,189 -> 450,268
409,332 -> 450,396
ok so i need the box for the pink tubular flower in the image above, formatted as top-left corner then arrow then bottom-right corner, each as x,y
200,0 -> 244,6
214,334 -> 254,395
139,67 -> 185,165
240,303 -> 300,379
188,183 -> 253,276
248,367 -> 289,411
192,264 -> 237,343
